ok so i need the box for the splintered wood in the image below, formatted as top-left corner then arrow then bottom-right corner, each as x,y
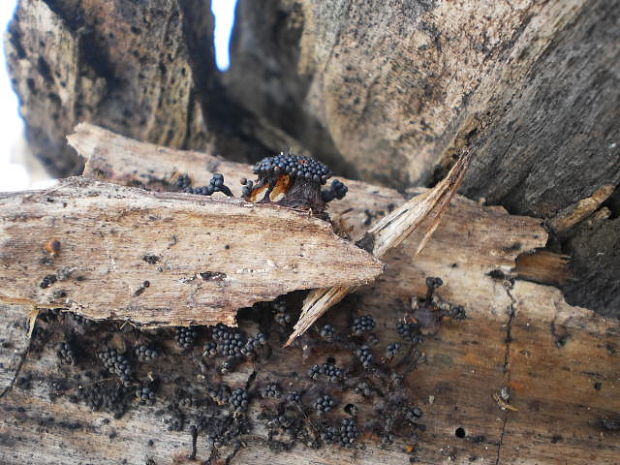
285,150 -> 472,345
0,178 -> 382,326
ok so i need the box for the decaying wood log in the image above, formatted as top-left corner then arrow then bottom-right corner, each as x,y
514,250 -> 571,287
1,124 -> 617,465
0,305 -> 30,396
5,0 -> 212,176
5,0 -> 303,177
0,178 -> 381,327
0,186 -> 618,464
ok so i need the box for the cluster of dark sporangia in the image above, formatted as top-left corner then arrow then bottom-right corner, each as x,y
136,384 -> 156,405
253,153 -> 332,183
230,388 -> 249,411
215,329 -> 245,357
261,382 -> 282,399
355,345 -> 374,368
202,341 -> 218,358
67,311 -> 94,327
319,323 -> 336,341
308,364 -> 322,380
286,390 -> 301,404
246,153 -> 348,211
98,348 -> 132,385
273,297 -> 292,326
179,152 -> 348,215
339,418 -> 361,447
397,320 -> 423,343
352,314 -> 376,335
134,344 -> 159,362
208,384 -> 231,405
182,173 -> 233,197
38,276 -> 466,456
385,342 -> 401,359
355,381 -> 374,397
40,273 -> 58,289
76,380 -> 128,417
244,332 -> 267,354
175,327 -> 197,350
313,394 -> 337,414
56,341 -> 76,365
320,362 -> 345,383
211,323 -> 260,359
308,362 -> 345,383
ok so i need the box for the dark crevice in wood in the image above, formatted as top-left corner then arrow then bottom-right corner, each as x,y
0,339 -> 30,400
495,284 -> 516,465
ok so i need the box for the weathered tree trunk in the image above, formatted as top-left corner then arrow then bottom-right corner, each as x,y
224,0 -> 620,316
2,0 -> 620,464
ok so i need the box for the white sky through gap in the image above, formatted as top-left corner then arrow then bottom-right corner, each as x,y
0,0 -> 237,190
